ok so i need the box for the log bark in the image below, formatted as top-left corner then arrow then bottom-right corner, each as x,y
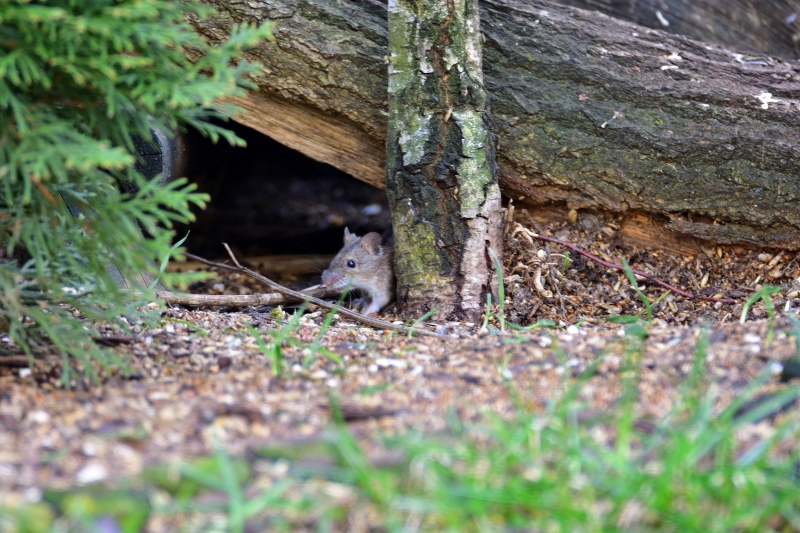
556,0 -> 800,60
192,0 -> 800,250
386,0 -> 503,320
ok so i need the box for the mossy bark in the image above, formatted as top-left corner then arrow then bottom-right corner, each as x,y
557,0 -> 800,60
386,0 -> 502,320
191,0 -> 800,249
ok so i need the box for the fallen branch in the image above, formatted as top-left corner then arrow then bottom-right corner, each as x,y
184,250 -> 443,338
513,223 -> 737,304
0,356 -> 33,368
156,286 -> 338,308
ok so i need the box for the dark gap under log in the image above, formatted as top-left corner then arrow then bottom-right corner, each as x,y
175,119 -> 391,259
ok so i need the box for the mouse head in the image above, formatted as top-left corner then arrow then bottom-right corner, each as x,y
322,228 -> 386,290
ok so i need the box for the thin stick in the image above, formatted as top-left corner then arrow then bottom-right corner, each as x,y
184,252 -> 443,337
157,287 -> 338,307
222,243 -> 241,268
524,229 -> 736,304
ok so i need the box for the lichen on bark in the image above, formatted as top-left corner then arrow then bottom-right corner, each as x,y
386,0 -> 503,320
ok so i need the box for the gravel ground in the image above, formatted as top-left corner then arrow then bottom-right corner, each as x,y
2,215 -> 799,508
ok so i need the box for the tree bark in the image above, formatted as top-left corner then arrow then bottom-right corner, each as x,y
556,0 -> 800,60
192,0 -> 800,250
386,0 -> 503,320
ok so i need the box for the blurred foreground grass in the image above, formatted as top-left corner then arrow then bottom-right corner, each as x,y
3,329 -> 800,533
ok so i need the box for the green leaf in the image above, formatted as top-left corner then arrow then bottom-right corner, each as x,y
148,230 -> 189,290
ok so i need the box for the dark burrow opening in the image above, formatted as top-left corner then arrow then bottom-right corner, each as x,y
173,119 -> 391,260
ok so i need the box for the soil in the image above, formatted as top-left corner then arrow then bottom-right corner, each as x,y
2,213 -> 800,523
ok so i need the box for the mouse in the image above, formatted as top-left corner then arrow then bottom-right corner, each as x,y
321,227 -> 395,316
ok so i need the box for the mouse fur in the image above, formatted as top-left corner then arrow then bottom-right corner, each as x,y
321,228 -> 395,316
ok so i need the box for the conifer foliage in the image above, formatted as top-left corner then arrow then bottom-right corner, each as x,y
0,0 -> 269,381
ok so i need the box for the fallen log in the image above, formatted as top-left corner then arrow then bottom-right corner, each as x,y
558,0 -> 800,60
191,0 -> 800,249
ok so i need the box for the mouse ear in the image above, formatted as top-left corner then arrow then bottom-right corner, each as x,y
343,227 -> 357,245
360,232 -> 382,255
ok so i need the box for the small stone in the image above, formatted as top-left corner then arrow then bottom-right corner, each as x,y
23,487 -> 42,503
375,358 -> 407,369
77,463 -> 108,484
27,410 -> 49,424
82,441 -> 98,456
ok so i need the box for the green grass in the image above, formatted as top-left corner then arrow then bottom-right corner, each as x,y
741,284 -> 782,346
5,329 -> 800,532
325,333 -> 800,532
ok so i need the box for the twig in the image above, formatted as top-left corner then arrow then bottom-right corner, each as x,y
93,335 -> 136,346
517,226 -> 736,304
222,243 -> 241,268
157,287 -> 338,308
184,253 -> 443,337
0,356 -> 34,368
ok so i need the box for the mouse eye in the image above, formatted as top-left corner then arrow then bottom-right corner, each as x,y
347,259 -> 356,268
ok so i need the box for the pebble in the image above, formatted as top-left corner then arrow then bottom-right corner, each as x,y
26,410 -> 49,424
23,487 -> 41,503
82,442 -> 98,456
375,358 -> 407,369
226,337 -> 242,347
77,463 -> 108,484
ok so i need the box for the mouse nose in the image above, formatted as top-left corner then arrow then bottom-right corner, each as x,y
322,270 -> 341,287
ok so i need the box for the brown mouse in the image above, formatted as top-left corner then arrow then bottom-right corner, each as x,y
321,228 -> 395,316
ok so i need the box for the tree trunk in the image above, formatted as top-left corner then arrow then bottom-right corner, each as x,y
386,0 -> 503,320
555,0 -> 800,60
192,0 -> 800,250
